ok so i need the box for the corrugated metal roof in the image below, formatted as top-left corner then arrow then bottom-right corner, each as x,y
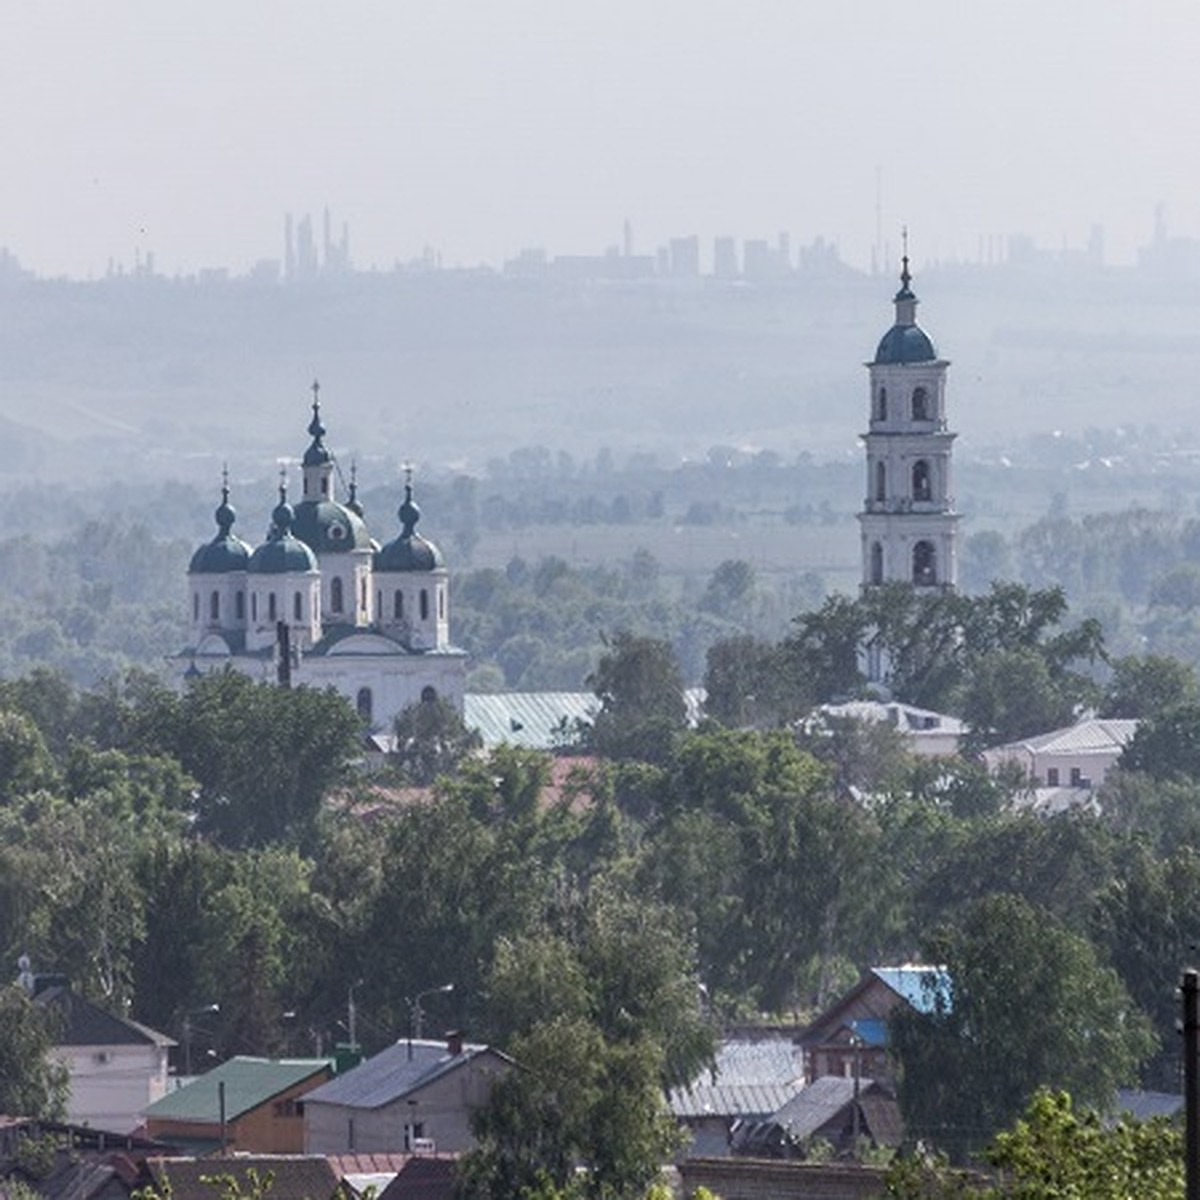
303,1040 -> 506,1110
871,966 -> 950,1014
669,1038 -> 804,1118
142,1057 -> 333,1122
770,1076 -> 868,1138
465,688 -> 708,751
990,718 -> 1138,758
465,692 -> 599,750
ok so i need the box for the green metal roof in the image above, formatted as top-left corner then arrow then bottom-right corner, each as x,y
143,1057 -> 333,1122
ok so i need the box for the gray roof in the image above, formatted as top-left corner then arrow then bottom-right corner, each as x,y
770,1076 -> 874,1140
35,985 -> 175,1049
303,1039 -> 508,1110
670,1038 -> 804,1119
465,687 -> 707,751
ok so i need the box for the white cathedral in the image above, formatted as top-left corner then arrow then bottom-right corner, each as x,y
176,386 -> 467,730
858,254 -> 959,591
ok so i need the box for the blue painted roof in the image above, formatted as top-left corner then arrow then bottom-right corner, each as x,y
875,323 -> 937,364
872,966 -> 951,1013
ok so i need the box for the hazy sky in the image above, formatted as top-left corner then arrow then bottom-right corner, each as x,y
3,1 -> 1197,278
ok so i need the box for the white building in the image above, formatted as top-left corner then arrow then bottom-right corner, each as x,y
177,386 -> 467,731
31,977 -> 174,1133
982,717 -> 1138,794
858,256 -> 959,593
303,1035 -> 512,1155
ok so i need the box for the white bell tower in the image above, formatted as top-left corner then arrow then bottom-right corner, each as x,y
858,251 -> 958,592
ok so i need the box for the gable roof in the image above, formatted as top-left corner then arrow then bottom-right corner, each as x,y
669,1038 -> 805,1120
303,1040 -> 509,1111
34,986 -> 175,1049
871,967 -> 950,1014
142,1058 -> 333,1123
142,1157 -> 341,1200
377,1157 -> 459,1200
986,717 -> 1138,759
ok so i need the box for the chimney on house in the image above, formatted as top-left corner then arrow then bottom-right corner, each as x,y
446,1030 -> 464,1057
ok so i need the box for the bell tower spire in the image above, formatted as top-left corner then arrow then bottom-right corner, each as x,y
857,249 -> 959,593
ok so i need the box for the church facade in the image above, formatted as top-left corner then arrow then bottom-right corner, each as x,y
857,257 -> 959,591
176,388 -> 467,730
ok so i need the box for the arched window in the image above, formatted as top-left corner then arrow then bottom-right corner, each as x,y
420,589 -> 429,620
268,593 -> 277,621
394,590 -> 404,620
874,461 -> 886,503
912,386 -> 929,421
877,386 -> 888,421
870,542 -> 884,585
236,591 -> 245,620
913,541 -> 938,586
331,576 -> 344,614
356,687 -> 373,721
210,591 -> 220,621
421,685 -> 438,704
293,592 -> 302,620
912,460 -> 932,502
193,593 -> 200,622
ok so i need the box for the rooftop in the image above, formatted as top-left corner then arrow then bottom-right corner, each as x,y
142,1058 -> 333,1123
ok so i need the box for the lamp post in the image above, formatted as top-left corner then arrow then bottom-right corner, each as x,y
407,984 -> 454,1058
181,1003 -> 220,1076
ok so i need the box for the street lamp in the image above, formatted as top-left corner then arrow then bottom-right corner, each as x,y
407,984 -> 454,1057
181,1003 -> 220,1076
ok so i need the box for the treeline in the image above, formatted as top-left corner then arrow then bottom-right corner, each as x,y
4,635 -> 1200,1177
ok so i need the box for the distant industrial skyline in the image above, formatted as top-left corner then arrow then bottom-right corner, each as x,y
2,1 -> 1197,279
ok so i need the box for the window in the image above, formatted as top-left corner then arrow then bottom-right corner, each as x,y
252,593 -> 258,621
1070,767 -> 1083,787
361,577 -> 368,612
356,688 -> 373,721
293,592 -> 302,620
321,476 -> 329,496
421,686 -> 437,704
420,589 -> 429,620
912,541 -> 938,586
912,460 -> 932,502
394,590 -> 404,620
438,587 -> 445,620
870,542 -> 884,585
193,593 -> 200,622
236,591 -> 245,620
912,386 -> 929,421
877,386 -> 888,421
1047,768 -> 1060,786
268,593 -> 277,621
331,576 -> 344,614
874,461 -> 886,502
210,591 -> 220,621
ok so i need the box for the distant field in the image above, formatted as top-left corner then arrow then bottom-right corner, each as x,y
466,516 -> 861,592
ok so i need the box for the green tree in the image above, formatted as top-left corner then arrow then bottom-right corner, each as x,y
891,894 -> 1153,1161
587,631 -> 687,764
1101,654 -> 1197,718
390,696 -> 482,785
0,984 -> 69,1118
1120,701 -> 1200,780
138,670 -> 361,849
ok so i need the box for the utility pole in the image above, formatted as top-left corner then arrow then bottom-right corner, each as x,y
1186,968 -> 1199,1200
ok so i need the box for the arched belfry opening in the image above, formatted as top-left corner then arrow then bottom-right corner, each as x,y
913,540 -> 938,586
912,460 -> 932,503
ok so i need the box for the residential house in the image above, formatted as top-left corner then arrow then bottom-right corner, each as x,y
982,717 -> 1138,810
30,977 -> 174,1134
141,1058 -> 334,1154
813,700 -> 965,758
730,1076 -> 902,1159
668,1036 -> 806,1158
797,966 -> 948,1085
303,1035 -> 512,1155
138,1156 -> 343,1200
